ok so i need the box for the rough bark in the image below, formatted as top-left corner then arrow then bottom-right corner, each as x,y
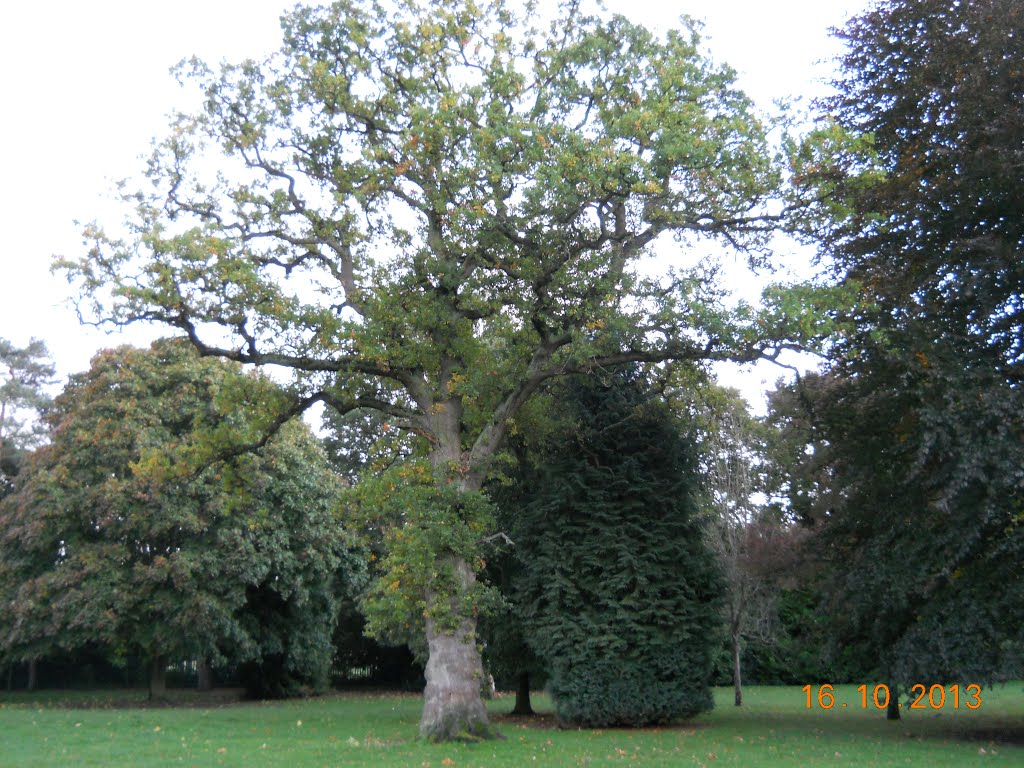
149,655 -> 167,701
414,416 -> 502,741
511,671 -> 535,716
419,556 -> 500,741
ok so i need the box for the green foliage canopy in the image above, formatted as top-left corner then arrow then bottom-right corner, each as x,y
0,340 -> 363,692
60,0 -> 811,491
0,338 -> 56,496
775,0 -> 1024,687
55,0 -> 831,738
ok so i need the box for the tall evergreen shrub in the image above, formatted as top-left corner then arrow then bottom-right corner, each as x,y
515,370 -> 722,727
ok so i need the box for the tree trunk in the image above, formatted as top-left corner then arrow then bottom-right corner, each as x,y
148,655 -> 167,701
197,658 -> 212,692
419,555 -> 498,741
887,684 -> 900,720
27,658 -> 38,692
731,626 -> 742,707
511,671 -> 534,716
416,415 -> 501,742
6,663 -> 13,692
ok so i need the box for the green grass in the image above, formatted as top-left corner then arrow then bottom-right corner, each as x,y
0,683 -> 1021,767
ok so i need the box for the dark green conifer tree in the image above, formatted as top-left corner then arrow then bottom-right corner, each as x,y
513,369 -> 722,727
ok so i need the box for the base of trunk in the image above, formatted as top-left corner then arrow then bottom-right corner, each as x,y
420,624 -> 502,741
511,671 -> 535,716
420,702 -> 501,742
420,556 -> 503,743
27,658 -> 38,692
732,632 -> 742,706
887,690 -> 901,721
149,656 -> 168,701
197,658 -> 212,692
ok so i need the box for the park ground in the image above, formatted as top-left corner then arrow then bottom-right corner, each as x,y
1,683 -> 1021,767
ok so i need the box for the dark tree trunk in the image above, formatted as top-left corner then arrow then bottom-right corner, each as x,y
887,685 -> 900,720
731,626 -> 742,707
196,658 -> 212,692
511,671 -> 534,715
148,655 -> 167,701
420,556 -> 499,741
6,663 -> 12,692
27,658 -> 38,692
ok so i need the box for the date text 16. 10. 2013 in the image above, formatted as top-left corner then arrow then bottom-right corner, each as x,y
802,684 -> 982,710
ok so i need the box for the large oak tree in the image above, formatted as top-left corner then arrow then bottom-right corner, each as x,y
61,0 -> 811,739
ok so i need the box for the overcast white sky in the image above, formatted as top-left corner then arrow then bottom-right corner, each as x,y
0,0 -> 872,403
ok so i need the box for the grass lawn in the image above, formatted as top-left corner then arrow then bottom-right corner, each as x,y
0,683 -> 1021,767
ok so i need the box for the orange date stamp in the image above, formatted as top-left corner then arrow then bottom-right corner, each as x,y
802,683 -> 982,710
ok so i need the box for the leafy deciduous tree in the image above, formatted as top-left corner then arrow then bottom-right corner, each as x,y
0,340 -> 363,698
0,337 -> 55,689
695,386 -> 778,707
59,0 -> 818,738
785,0 -> 1024,701
0,338 -> 55,498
